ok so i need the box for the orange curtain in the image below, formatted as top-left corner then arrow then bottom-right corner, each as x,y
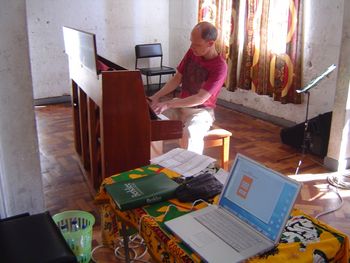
198,0 -> 233,60
226,0 -> 303,104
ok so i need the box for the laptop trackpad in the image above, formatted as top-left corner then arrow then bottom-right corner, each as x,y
190,231 -> 215,247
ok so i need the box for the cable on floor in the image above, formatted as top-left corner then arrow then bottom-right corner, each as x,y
311,170 -> 350,219
314,184 -> 344,219
327,170 -> 350,189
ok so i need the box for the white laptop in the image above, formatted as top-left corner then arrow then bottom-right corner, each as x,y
165,154 -> 302,263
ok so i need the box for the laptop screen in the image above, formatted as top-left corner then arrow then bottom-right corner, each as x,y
219,154 -> 301,242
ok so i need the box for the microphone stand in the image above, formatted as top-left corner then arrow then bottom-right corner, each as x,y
294,91 -> 311,175
293,64 -> 336,175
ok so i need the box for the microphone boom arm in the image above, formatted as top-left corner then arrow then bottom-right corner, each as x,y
296,64 -> 337,94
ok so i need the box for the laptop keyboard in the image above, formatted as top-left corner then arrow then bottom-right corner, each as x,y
194,209 -> 262,252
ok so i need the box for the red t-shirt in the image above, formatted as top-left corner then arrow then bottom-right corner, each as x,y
177,49 -> 227,108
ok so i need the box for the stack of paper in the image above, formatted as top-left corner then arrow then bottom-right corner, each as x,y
150,148 -> 216,177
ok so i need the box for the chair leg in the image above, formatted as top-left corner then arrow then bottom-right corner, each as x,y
158,75 -> 162,90
222,136 -> 230,171
146,76 -> 150,94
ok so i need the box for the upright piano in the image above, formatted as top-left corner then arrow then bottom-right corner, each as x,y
63,27 -> 182,190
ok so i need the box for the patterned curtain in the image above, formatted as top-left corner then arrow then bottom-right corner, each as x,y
226,0 -> 303,104
198,0 -> 233,60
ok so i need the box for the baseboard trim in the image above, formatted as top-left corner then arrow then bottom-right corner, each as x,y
217,99 -> 296,128
34,95 -> 71,106
324,156 -> 350,171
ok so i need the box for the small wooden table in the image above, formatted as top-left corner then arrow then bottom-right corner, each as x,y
95,164 -> 349,262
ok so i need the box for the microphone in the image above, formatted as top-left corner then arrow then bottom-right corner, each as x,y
296,64 -> 337,94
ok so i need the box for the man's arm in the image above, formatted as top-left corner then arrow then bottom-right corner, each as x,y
152,89 -> 211,114
149,72 -> 182,103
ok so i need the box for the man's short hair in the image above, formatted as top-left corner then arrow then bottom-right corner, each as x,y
196,21 -> 218,41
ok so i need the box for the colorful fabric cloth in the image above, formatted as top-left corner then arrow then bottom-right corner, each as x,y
95,165 -> 349,263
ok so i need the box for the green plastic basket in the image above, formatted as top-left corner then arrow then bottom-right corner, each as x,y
53,210 -> 95,263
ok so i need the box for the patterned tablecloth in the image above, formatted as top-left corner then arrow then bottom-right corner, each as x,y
95,164 -> 349,263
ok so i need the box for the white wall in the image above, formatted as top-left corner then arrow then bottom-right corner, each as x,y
219,0 -> 343,124
169,0 -> 198,67
326,0 -> 350,170
27,0 -> 171,99
0,0 -> 44,217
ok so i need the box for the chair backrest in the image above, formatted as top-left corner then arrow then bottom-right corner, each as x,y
135,43 -> 164,69
135,43 -> 163,58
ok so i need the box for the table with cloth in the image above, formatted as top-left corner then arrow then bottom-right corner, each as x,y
95,164 -> 349,262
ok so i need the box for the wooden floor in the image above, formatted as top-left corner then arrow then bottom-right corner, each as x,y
35,102 -> 350,262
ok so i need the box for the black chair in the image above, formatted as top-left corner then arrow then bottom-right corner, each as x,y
0,211 -> 77,263
135,43 -> 176,93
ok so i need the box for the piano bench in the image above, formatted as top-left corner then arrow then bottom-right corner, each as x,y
204,128 -> 232,171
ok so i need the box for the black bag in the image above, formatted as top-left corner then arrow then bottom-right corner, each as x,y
280,112 -> 332,157
175,173 -> 223,203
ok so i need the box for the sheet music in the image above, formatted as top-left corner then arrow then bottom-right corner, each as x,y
150,148 -> 216,177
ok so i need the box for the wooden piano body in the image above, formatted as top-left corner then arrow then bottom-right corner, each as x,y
63,27 -> 182,190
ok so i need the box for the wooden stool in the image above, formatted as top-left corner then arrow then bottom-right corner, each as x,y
204,128 -> 232,171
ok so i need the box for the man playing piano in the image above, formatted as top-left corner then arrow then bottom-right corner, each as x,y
149,21 -> 227,154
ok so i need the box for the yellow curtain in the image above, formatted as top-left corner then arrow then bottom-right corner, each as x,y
226,0 -> 303,104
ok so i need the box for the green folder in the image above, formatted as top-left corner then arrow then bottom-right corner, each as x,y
105,172 -> 179,211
